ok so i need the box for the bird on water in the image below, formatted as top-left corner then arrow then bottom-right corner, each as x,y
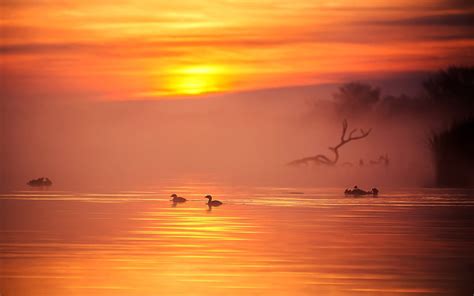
170,194 -> 187,203
205,195 -> 222,206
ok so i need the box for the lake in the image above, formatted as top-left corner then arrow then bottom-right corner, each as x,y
1,185 -> 473,295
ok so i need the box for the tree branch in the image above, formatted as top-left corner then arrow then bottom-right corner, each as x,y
288,119 -> 371,167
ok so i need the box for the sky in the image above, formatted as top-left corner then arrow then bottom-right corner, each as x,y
1,0 -> 472,189
1,0 -> 473,101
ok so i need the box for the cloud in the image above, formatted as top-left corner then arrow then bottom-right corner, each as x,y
372,12 -> 474,27
0,43 -> 89,55
442,0 -> 474,9
0,41 -> 183,57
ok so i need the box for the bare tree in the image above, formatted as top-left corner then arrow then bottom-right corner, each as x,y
288,119 -> 371,166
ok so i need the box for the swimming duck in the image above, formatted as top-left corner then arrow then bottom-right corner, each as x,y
344,186 -> 379,196
205,195 -> 222,206
170,193 -> 187,203
27,177 -> 52,187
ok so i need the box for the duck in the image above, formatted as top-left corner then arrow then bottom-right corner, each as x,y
205,195 -> 222,206
344,186 -> 379,196
27,177 -> 52,187
170,193 -> 187,203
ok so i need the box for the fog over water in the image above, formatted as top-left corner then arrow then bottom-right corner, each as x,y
2,77 -> 435,191
2,75 -> 474,296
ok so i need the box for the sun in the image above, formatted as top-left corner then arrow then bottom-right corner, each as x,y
166,65 -> 226,95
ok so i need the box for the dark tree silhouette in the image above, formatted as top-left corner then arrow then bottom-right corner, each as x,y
425,66 -> 474,187
288,119 -> 371,166
423,66 -> 474,114
333,82 -> 380,117
429,117 -> 474,187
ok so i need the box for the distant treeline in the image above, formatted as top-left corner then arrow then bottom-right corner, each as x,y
328,66 -> 474,121
318,65 -> 474,187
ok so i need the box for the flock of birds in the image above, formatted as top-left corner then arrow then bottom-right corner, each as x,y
170,193 -> 223,208
170,187 -> 380,210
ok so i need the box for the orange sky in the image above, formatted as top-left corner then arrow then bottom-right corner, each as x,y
1,0 -> 473,100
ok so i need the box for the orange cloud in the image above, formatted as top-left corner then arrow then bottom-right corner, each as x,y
1,0 -> 473,100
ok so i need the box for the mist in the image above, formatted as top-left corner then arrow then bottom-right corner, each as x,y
1,76 -> 441,191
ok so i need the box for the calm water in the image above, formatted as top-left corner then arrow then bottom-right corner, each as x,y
1,185 -> 473,295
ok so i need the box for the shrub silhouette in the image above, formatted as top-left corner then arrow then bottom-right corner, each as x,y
429,117 -> 474,187
333,82 -> 380,118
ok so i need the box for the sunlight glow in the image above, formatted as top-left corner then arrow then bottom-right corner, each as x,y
2,0 -> 472,100
166,65 -> 227,95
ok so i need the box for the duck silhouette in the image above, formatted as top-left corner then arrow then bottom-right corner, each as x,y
205,195 -> 222,206
170,193 -> 187,203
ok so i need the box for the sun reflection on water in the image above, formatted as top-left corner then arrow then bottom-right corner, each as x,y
1,187 -> 474,295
